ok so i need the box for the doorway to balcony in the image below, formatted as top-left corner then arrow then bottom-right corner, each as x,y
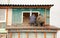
23,12 -> 30,24
22,11 -> 39,26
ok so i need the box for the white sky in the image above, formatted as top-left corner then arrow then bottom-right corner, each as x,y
0,0 -> 54,4
0,0 -> 60,38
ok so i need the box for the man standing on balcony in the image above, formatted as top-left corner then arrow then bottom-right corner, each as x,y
29,14 -> 36,26
36,14 -> 44,26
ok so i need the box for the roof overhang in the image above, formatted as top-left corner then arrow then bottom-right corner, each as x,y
0,4 -> 54,9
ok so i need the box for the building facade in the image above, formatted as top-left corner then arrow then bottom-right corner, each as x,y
0,4 -> 60,38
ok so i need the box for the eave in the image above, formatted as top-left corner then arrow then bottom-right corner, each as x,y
0,4 -> 54,9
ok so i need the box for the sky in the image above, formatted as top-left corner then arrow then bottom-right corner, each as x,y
0,0 -> 54,4
0,0 -> 60,38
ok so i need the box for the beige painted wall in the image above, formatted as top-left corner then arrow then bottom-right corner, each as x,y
7,9 -> 12,25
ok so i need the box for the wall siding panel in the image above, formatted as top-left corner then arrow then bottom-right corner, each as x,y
37,33 -> 44,38
8,32 -> 56,38
46,33 -> 53,38
20,33 -> 26,38
12,8 -> 50,25
29,33 -> 35,38
12,33 -> 18,38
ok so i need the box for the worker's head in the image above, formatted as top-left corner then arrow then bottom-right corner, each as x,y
32,14 -> 35,16
38,14 -> 41,16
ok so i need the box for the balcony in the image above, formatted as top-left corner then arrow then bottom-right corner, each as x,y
6,23 -> 59,30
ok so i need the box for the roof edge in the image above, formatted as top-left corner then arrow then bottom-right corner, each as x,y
0,4 -> 54,6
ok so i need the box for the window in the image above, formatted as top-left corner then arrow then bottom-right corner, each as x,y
0,9 -> 6,28
0,9 -> 6,22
